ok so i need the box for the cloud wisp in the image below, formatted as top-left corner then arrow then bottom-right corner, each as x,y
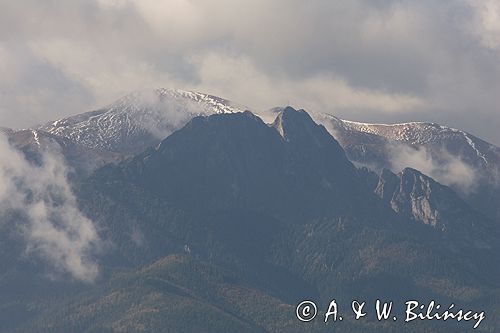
0,133 -> 101,282
388,142 -> 478,194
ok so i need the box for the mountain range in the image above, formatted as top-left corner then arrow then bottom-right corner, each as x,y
0,89 -> 499,332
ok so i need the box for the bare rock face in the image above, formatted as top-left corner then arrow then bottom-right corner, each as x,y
376,168 -> 443,228
374,167 -> 497,248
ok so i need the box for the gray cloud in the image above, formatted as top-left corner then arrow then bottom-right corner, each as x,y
0,133 -> 101,282
0,0 -> 499,145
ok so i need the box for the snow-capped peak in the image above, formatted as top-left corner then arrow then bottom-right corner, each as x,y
335,118 -> 463,145
345,119 -> 494,163
38,88 -> 248,154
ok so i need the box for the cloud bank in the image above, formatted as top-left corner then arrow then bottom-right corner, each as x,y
0,134 -> 101,282
0,0 -> 499,145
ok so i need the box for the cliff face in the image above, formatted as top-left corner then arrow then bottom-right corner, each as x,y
374,167 -> 497,249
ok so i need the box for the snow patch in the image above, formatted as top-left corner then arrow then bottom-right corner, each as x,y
464,132 -> 488,164
32,130 -> 41,146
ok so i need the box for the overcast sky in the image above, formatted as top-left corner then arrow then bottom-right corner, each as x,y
0,0 -> 499,144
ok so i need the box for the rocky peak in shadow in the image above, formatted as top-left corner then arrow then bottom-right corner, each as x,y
119,109 -> 370,222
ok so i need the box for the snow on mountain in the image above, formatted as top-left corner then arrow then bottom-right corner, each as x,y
317,113 -> 500,171
341,119 -> 493,163
39,88 -> 248,154
314,112 -> 500,221
12,87 -> 500,190
6,87 -> 497,181
3,89 -> 500,221
2,127 -> 122,173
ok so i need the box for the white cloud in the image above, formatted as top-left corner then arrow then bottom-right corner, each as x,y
29,38 -> 178,106
193,52 -> 425,115
388,143 -> 477,193
0,133 -> 101,282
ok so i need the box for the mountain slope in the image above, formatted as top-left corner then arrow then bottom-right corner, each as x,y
1,128 -> 121,173
57,109 -> 499,332
2,94 -> 500,332
13,255 -> 287,333
318,113 -> 500,221
120,107 -> 371,223
2,89 -> 249,176
320,114 -> 499,171
39,88 -> 247,155
17,89 -> 500,216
